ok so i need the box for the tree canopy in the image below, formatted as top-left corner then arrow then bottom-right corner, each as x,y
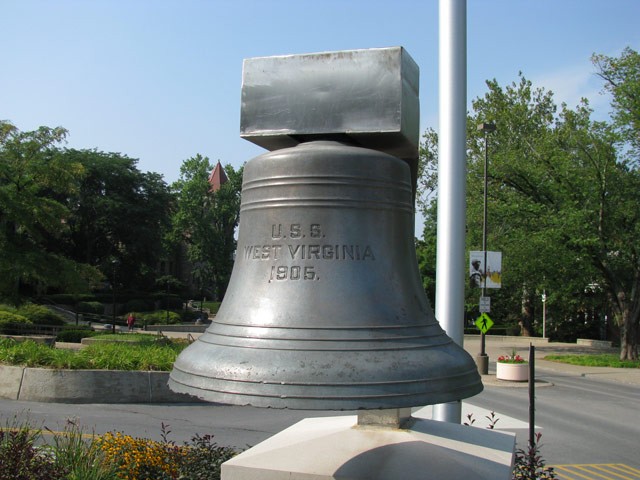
61,148 -> 173,292
170,155 -> 243,301
417,47 -> 640,359
0,122 -> 100,304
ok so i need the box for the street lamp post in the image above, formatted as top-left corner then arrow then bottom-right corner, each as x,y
542,291 -> 547,339
476,122 -> 496,375
166,279 -> 170,324
111,259 -> 118,335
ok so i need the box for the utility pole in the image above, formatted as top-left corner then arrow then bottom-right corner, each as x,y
476,122 -> 496,375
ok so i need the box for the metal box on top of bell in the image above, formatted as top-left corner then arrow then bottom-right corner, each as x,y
169,47 -> 482,410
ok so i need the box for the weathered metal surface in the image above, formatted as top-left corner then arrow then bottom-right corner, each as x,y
240,47 -> 420,187
169,141 -> 482,409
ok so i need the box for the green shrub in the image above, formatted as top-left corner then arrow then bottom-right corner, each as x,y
0,417 -> 68,480
139,311 -> 182,325
0,312 -> 32,334
76,301 -> 104,315
15,304 -> 65,326
0,304 -> 16,314
178,433 -> 238,479
97,425 -> 239,480
56,329 -> 98,343
46,419 -> 119,480
0,414 -> 239,480
61,324 -> 94,331
181,310 -> 201,322
0,311 -> 30,323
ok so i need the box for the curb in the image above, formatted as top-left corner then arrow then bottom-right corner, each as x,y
0,365 -> 202,404
481,374 -> 554,388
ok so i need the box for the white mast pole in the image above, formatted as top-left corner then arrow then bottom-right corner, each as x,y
433,0 -> 467,423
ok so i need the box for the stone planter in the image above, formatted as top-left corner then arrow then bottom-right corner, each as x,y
496,362 -> 529,382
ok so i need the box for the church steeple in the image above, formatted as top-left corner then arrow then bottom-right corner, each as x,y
208,161 -> 228,192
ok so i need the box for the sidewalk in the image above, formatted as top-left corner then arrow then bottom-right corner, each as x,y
463,335 -> 640,388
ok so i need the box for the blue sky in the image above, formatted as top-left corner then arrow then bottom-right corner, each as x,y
2,0 -> 639,185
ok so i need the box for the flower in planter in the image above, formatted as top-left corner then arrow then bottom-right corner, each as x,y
497,349 -> 527,364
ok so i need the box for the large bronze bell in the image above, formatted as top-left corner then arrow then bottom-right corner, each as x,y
168,48 -> 482,410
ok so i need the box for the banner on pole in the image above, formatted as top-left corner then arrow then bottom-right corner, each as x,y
469,251 -> 502,289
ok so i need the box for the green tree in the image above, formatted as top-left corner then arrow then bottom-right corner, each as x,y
418,71 -> 640,359
415,201 -> 438,307
0,122 -> 99,304
171,155 -> 243,301
591,47 -> 640,359
593,47 -> 640,165
416,128 -> 439,216
469,78 -> 618,340
61,149 -> 173,292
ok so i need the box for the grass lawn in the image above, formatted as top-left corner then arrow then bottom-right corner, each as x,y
0,334 -> 188,371
544,353 -> 640,368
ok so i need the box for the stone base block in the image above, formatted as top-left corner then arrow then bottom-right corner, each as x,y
222,415 -> 515,480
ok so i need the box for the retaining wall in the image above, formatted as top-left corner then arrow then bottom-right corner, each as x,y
0,365 -> 202,404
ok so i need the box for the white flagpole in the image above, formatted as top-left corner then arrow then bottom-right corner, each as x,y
433,0 -> 467,423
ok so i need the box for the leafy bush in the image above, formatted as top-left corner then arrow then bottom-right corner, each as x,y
138,310 -> 182,325
56,328 -> 99,343
0,416 -> 238,480
513,433 -> 557,479
465,413 -> 556,480
76,301 -> 104,315
98,430 -> 183,479
97,424 -> 239,480
45,419 -> 119,480
178,432 -> 237,479
0,312 -> 32,334
0,311 -> 31,324
15,304 -> 65,326
0,419 -> 68,480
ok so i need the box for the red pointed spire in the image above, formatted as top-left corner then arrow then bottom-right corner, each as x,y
208,161 -> 228,192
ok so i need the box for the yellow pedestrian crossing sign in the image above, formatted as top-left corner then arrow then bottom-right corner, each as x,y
475,313 -> 494,334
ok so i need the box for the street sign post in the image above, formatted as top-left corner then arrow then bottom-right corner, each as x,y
479,296 -> 490,313
475,313 -> 494,334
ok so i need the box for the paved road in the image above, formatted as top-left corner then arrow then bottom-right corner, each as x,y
1,336 -> 639,478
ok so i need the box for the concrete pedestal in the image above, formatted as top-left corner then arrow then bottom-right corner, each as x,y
222,415 -> 515,480
476,353 -> 489,375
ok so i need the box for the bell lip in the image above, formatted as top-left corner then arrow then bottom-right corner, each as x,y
168,354 -> 484,411
167,376 -> 483,411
